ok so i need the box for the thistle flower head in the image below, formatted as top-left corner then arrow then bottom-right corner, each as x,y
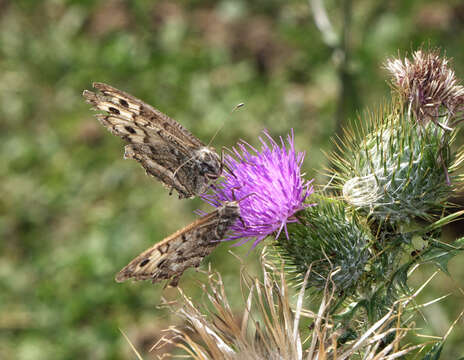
385,50 -> 464,128
202,130 -> 314,248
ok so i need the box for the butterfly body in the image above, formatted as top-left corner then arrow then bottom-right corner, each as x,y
83,82 -> 222,198
115,201 -> 240,286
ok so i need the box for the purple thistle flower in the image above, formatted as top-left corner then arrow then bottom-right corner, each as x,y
202,130 -> 315,248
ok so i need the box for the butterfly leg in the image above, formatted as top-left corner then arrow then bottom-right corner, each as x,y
220,147 -> 237,179
238,215 -> 246,229
228,186 -> 257,202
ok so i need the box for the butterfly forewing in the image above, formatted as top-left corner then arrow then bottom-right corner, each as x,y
83,82 -> 222,198
115,201 -> 240,286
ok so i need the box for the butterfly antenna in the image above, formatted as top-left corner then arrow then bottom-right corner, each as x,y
207,103 -> 245,147
207,123 -> 225,147
234,103 -> 245,110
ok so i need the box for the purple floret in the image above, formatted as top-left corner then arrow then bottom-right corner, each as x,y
202,129 -> 315,248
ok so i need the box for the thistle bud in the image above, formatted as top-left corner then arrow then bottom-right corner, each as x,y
334,108 -> 454,225
274,197 -> 371,292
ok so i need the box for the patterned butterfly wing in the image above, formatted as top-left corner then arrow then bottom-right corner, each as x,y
93,82 -> 203,146
83,82 -> 221,198
115,201 -> 240,286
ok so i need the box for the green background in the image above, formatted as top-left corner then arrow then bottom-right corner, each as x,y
1,0 -> 464,358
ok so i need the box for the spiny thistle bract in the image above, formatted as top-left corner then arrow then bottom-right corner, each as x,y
274,197 -> 371,293
331,105 -> 457,225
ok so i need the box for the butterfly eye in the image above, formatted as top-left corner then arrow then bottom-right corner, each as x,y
139,259 -> 150,267
200,163 -> 215,175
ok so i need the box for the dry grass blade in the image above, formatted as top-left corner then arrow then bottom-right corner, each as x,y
120,328 -> 144,360
153,250 -> 437,359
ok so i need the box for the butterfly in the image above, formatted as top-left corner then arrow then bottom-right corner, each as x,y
115,201 -> 240,286
83,82 -> 222,199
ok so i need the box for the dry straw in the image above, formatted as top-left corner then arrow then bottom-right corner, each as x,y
149,250 -> 433,360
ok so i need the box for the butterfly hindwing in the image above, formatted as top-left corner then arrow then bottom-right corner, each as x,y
115,201 -> 240,286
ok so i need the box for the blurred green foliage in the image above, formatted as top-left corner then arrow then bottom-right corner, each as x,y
1,0 -> 464,358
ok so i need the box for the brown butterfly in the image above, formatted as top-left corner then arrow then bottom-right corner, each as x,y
82,82 -> 222,199
115,201 -> 240,286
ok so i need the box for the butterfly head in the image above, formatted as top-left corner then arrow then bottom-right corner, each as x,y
217,201 -> 241,230
221,200 -> 240,215
196,147 -> 222,180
